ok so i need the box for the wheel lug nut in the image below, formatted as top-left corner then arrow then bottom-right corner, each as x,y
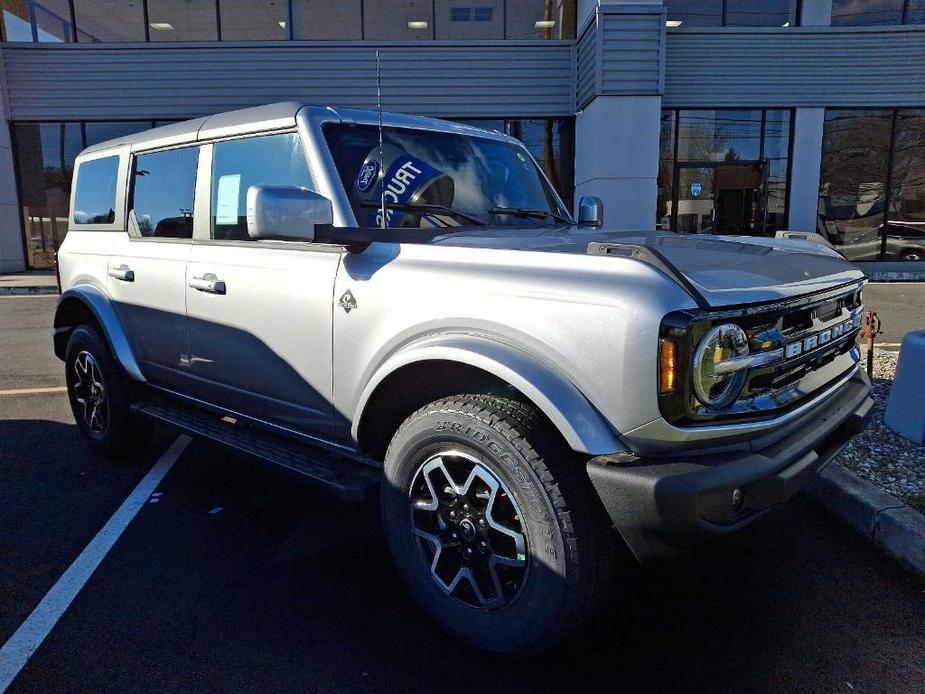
478,518 -> 486,526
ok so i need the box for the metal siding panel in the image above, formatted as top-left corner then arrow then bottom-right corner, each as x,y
665,27 -> 925,107
576,18 -> 597,109
598,10 -> 663,95
1,42 -> 574,120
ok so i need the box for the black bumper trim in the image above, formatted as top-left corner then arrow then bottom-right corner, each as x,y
588,369 -> 873,563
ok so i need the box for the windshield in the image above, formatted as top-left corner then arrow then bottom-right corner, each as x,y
323,123 -> 572,228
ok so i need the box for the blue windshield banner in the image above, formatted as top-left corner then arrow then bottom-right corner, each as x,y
363,155 -> 443,227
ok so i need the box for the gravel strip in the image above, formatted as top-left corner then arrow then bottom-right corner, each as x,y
834,350 -> 925,514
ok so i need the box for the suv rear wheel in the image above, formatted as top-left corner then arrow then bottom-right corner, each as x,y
381,394 -> 613,655
65,325 -> 150,458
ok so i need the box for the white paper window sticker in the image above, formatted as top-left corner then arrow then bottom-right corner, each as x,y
215,174 -> 241,225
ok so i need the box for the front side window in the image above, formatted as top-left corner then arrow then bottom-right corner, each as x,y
324,123 -> 570,229
130,147 -> 199,238
73,156 -> 120,225
210,133 -> 312,240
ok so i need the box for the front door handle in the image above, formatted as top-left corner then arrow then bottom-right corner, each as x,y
108,264 -> 134,282
189,273 -> 226,295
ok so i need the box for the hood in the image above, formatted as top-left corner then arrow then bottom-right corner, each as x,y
433,227 -> 864,308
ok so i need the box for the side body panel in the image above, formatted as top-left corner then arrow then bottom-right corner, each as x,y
106,235 -> 192,390
333,242 -> 698,455
185,242 -> 342,436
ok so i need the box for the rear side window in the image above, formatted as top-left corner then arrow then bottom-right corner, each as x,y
130,147 -> 199,239
210,133 -> 312,240
73,156 -> 119,225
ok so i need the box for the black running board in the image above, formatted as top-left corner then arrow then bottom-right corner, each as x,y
131,401 -> 380,502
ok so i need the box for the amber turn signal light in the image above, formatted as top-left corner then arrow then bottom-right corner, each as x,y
658,338 -> 677,394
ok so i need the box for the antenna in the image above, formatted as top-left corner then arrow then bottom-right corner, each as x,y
376,49 -> 387,230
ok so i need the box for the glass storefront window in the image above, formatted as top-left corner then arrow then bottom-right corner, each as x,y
725,0 -> 798,26
11,122 -> 83,268
363,0 -> 433,39
661,109 -> 792,236
657,111 -> 675,229
1,0 -> 73,41
84,122 -> 154,147
818,109 -> 893,261
221,0 -> 289,40
907,0 -> 925,22
664,0 -> 724,27
435,0 -> 503,40
73,0 -> 145,42
676,110 -> 763,162
886,110 -> 925,260
292,0 -> 361,39
831,0 -> 905,25
147,0 -> 218,41
507,0 -> 575,39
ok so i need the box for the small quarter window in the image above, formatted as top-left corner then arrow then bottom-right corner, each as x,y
130,147 -> 199,238
73,155 -> 119,225
210,133 -> 312,240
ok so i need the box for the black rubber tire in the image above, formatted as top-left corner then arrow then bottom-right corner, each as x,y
64,324 -> 150,459
381,394 -> 613,655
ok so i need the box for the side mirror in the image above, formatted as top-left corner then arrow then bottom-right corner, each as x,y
246,185 -> 332,242
577,196 -> 603,227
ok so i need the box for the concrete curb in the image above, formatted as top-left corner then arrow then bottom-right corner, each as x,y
807,463 -> 925,578
0,286 -> 59,296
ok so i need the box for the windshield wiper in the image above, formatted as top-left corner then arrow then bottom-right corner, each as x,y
489,207 -> 572,225
361,201 -> 488,227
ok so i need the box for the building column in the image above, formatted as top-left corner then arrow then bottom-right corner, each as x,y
787,108 -> 826,232
800,0 -> 833,26
574,1 -> 665,230
0,51 -> 26,273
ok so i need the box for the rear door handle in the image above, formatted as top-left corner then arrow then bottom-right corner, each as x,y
108,264 -> 134,282
189,273 -> 226,294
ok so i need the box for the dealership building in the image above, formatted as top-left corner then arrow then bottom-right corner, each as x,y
0,0 -> 922,272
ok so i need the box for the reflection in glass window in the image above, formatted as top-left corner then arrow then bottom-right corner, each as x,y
509,118 -> 574,212
74,0 -> 145,42
323,123 -> 569,228
221,0 -> 288,40
664,0 -> 724,27
507,0 -> 575,38
676,110 -> 762,162
363,0 -> 433,39
659,109 -> 791,236
292,0 -> 361,39
1,0 -> 73,41
131,147 -> 199,238
818,110 -> 893,261
908,0 -> 925,22
725,0 -> 798,26
657,112 -> 676,229
211,133 -> 312,240
435,0 -> 502,39
147,0 -> 218,41
11,122 -> 82,268
74,156 -> 120,225
84,122 -> 153,147
830,0 -> 905,25
886,110 -> 925,261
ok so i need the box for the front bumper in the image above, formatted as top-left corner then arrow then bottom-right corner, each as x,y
588,368 -> 873,562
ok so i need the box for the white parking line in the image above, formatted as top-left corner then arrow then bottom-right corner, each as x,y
0,435 -> 191,692
0,387 -> 68,397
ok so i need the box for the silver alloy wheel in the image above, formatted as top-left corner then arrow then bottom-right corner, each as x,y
73,350 -> 107,434
409,450 -> 528,610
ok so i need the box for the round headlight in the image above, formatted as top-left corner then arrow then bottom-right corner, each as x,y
692,323 -> 749,408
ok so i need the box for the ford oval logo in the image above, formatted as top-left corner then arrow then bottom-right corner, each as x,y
356,160 -> 379,192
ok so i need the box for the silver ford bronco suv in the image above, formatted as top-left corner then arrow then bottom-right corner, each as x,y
55,102 -> 872,654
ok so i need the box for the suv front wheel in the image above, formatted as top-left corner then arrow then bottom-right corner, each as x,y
65,324 -> 149,458
381,394 -> 613,655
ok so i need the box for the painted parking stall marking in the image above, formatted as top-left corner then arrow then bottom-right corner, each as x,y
0,435 -> 192,692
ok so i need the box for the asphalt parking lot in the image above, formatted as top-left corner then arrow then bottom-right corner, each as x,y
1,293 -> 924,693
